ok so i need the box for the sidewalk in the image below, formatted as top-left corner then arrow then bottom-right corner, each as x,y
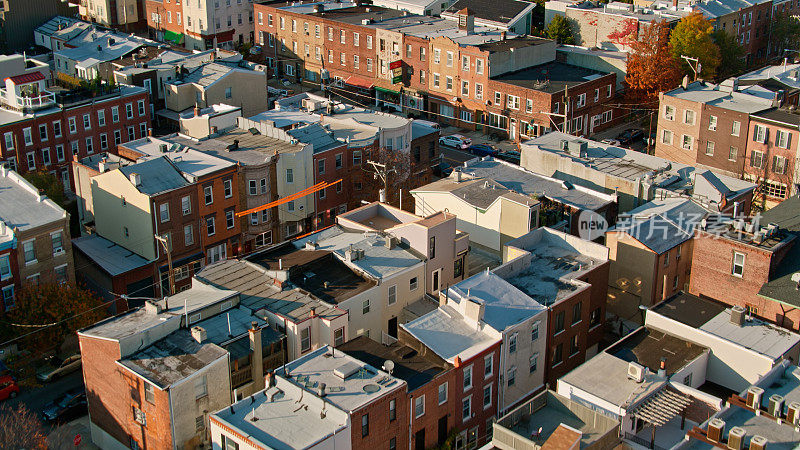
47,416 -> 99,450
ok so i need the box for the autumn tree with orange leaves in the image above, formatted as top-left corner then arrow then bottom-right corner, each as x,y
670,12 -> 721,79
625,20 -> 681,103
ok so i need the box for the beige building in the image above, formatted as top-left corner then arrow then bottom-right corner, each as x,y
0,0 -> 77,52
0,167 -> 74,307
78,0 -> 139,28
164,63 -> 268,117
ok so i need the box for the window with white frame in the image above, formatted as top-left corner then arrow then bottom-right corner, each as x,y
708,115 -> 717,131
484,353 -> 493,378
462,396 -> 471,421
728,146 -> 737,161
0,255 -> 10,280
483,385 -> 492,409
463,365 -> 472,390
388,285 -> 396,305
664,105 -> 675,120
22,240 -> 35,265
300,327 -> 311,353
184,225 -> 194,246
509,333 -> 517,353
773,155 -> 787,174
51,231 -> 63,254
438,382 -> 448,404
576,93 -> 586,108
776,129 -> 791,149
681,134 -> 693,150
414,395 -> 425,418
530,353 -> 539,373
732,252 -> 745,277
683,109 -> 695,125
732,121 -> 741,137
507,95 -> 520,110
705,141 -> 715,156
754,124 -> 767,143
531,320 -> 540,341
362,299 -> 370,314
507,366 -> 516,386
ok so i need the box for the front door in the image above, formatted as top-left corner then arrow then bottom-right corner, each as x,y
510,119 -> 517,140
415,429 -> 426,450
432,269 -> 440,293
388,317 -> 398,339
438,416 -> 448,445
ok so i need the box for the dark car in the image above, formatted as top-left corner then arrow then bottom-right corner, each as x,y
497,150 -> 521,165
616,128 -> 644,145
42,389 -> 87,423
433,161 -> 453,177
466,144 -> 497,157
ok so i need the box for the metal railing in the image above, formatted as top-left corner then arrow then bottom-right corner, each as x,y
0,89 -> 56,110
231,367 -> 253,389
381,332 -> 398,346
623,431 -> 667,450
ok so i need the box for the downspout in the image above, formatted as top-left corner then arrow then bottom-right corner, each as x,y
409,394 -> 414,450
168,388 -> 177,449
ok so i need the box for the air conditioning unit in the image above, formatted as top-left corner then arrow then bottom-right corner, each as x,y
707,418 -> 725,442
627,362 -> 645,383
749,435 -> 767,450
787,402 -> 800,425
728,427 -> 746,450
747,386 -> 765,409
769,394 -> 784,418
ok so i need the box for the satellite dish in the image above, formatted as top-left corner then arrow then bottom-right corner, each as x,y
383,360 -> 395,374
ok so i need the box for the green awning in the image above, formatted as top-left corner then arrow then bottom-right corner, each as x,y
164,30 -> 184,44
375,86 -> 400,95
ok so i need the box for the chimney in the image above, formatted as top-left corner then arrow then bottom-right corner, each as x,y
194,105 -> 201,117
191,326 -> 207,343
657,357 -> 667,378
682,75 -> 690,89
730,305 -> 746,326
318,382 -> 327,397
250,322 -> 265,390
500,31 -> 507,41
129,172 -> 141,187
457,8 -> 475,35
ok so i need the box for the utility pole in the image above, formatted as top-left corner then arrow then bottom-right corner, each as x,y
154,234 -> 175,297
681,55 -> 702,81
366,160 -> 396,204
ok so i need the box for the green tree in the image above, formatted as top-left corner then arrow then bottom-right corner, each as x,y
24,170 -> 65,208
713,30 -> 745,79
625,20 -> 682,102
771,14 -> 800,58
0,283 -> 107,353
546,15 -> 575,45
669,12 -> 721,79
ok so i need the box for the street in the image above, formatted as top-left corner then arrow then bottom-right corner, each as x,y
6,371 -> 85,431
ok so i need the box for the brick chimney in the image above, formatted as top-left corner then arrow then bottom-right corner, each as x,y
457,8 -> 475,35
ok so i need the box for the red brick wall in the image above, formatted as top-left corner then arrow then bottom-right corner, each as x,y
454,343 -> 500,447
145,0 -> 184,35
408,370 -> 457,448
196,166 -> 242,260
545,286 -> 593,386
743,117 -> 798,202
351,387 -> 409,450
0,247 -> 19,311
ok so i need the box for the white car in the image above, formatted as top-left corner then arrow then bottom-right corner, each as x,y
601,138 -> 621,146
439,134 -> 471,149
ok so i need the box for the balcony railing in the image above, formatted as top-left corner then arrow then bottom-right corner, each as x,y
1,89 -> 56,111
231,366 -> 253,389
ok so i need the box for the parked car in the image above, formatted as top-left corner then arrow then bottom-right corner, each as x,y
645,131 -> 657,147
413,119 -> 441,130
616,128 -> 644,145
439,134 -> 471,149
36,355 -> 81,383
466,144 -> 497,157
497,150 -> 521,164
433,161 -> 453,177
0,375 -> 19,401
249,45 -> 263,55
42,389 -> 87,423
601,138 -> 621,146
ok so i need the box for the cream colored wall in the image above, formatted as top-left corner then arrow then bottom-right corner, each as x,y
169,358 -> 231,448
413,190 -> 503,251
498,198 -> 536,249
91,170 -> 156,260
165,82 -> 198,113
498,313 -> 547,411
276,144 -> 314,227
72,164 -> 96,224
204,70 -> 268,117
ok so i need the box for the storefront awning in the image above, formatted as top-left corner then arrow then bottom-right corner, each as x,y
163,30 -> 184,45
375,86 -> 400,95
344,76 -> 374,89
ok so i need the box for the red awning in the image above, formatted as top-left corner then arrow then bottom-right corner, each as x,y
5,72 -> 45,85
345,76 -> 374,89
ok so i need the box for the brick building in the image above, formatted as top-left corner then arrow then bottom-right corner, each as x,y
0,167 -> 75,310
743,107 -> 800,207
145,0 -> 256,50
0,71 -> 150,192
689,197 -> 800,330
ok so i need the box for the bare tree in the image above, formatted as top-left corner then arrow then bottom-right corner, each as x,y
0,404 -> 47,449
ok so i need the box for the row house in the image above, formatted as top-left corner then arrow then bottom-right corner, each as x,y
145,0 -> 257,50
0,70 -> 151,192
655,78 -> 775,181
78,281 -> 287,449
697,0 -> 775,64
689,197 -> 800,330
744,107 -> 800,207
0,0 -> 77,52
75,0 -> 142,29
212,346 -> 410,450
0,167 -> 75,311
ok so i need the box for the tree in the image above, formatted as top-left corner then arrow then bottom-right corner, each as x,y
713,30 -> 745,79
607,19 -> 639,48
669,12 -> 721,79
771,14 -> 800,58
24,170 -> 65,208
0,283 -> 107,353
0,404 -> 47,449
546,15 -> 575,45
625,20 -> 682,102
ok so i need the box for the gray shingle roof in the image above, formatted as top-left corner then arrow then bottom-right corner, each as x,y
119,156 -> 189,196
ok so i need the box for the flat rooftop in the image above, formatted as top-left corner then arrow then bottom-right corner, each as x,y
212,376 -> 349,450
493,61 -> 607,94
443,0 -> 532,24
118,329 -> 227,388
178,127 -> 304,167
338,202 -> 425,231
605,327 -> 707,375
72,234 -> 151,276
651,293 -> 800,361
196,259 -> 344,323
249,242 -> 332,271
401,304 -> 501,364
195,306 -> 266,346
339,335 -> 450,392
283,346 -> 405,412
0,167 -> 66,232
447,271 -> 547,331
289,254 -> 377,304
503,244 -> 596,307
758,197 -> 800,308
119,156 -> 189,196
664,81 -> 774,114
121,136 -> 236,178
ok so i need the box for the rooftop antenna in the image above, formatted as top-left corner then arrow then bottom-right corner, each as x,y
227,312 -> 232,337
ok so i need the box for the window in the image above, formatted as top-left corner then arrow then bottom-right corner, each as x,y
286,168 -> 293,183
204,185 -> 213,204
507,367 -> 516,386
433,48 -> 441,64
462,364 -> 473,391
475,83 -> 483,100
362,299 -> 370,314
53,121 -> 62,138
429,236 -> 436,259
137,100 -> 146,116
590,307 -> 602,327
509,333 -> 517,354
773,155 -> 788,174
41,148 -> 50,167
184,225 -> 194,246
570,334 -> 580,355
1,286 -> 13,310
446,76 -> 453,91
754,124 -> 767,143
555,311 -> 565,333
287,201 -> 295,212
664,105 -> 675,120
126,103 -> 134,119
760,180 -> 788,198
39,124 -> 48,142
226,210 -> 235,229
26,152 -> 35,170
446,51 -> 453,67
776,130 -> 791,149
732,121 -> 741,137
353,151 -> 362,166
144,382 -> 155,403
114,130 -> 121,145
576,93 -> 586,108
732,252 -> 745,277
22,127 -> 32,146
100,133 -> 108,150
706,141 -> 715,156
128,127 -> 135,141
462,80 -> 469,96
414,395 -> 425,418
250,213 -> 259,226
300,327 -> 311,353
111,106 -> 119,123
433,73 -> 440,88
683,109 -> 695,125
362,414 -> 369,437
255,231 -> 272,248
507,95 -> 520,110
224,179 -> 233,198
482,385 -> 492,409
462,396 -> 471,421
728,146 -> 738,162
23,240 -> 35,265
206,216 -> 216,236
159,203 -> 170,223
68,117 -> 77,134
553,343 -> 564,366
0,256 -> 10,280
681,134 -> 693,150
529,353 -> 539,373
180,196 -> 191,216
709,115 -> 718,130
194,375 -> 207,399
388,398 -> 397,421
572,301 -> 582,325
484,353 -> 493,378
